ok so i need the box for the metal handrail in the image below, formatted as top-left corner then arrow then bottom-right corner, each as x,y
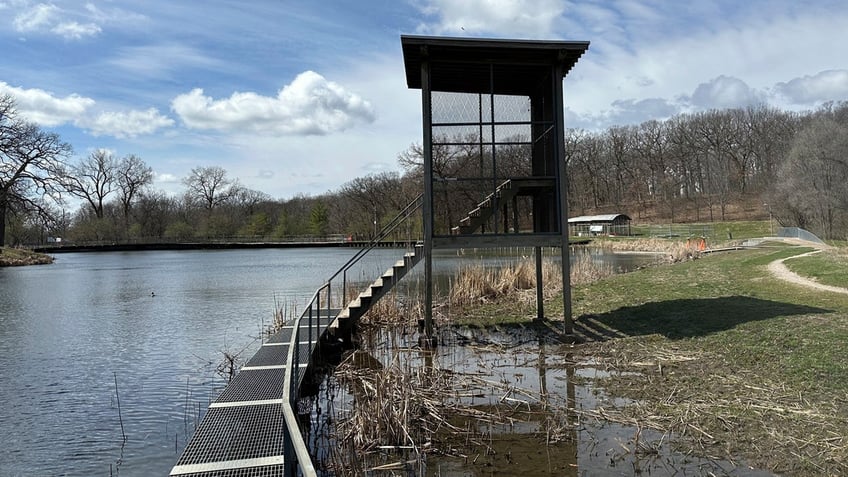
282,193 -> 423,476
328,193 -> 423,304
282,283 -> 327,477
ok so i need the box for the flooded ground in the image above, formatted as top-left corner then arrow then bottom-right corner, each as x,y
302,325 -> 775,476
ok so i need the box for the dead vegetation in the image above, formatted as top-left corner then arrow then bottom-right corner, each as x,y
326,342 -> 578,475
592,237 -> 702,263
578,339 -> 848,476
0,247 -> 54,266
447,253 -> 614,307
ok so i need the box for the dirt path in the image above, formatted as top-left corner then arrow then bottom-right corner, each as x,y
767,249 -> 848,295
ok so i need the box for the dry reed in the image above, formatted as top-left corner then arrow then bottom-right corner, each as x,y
593,238 -> 701,263
328,348 -> 577,475
448,254 -> 615,307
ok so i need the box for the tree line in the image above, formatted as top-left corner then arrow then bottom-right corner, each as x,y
565,101 -> 848,239
3,92 -> 848,247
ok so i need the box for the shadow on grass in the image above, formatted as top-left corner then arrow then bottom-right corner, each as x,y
576,295 -> 831,341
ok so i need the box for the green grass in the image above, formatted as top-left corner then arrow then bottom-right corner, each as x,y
630,219 -> 771,241
569,245 -> 846,385
784,249 -> 848,288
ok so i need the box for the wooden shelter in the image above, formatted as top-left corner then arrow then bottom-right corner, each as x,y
568,214 -> 632,236
401,35 -> 590,339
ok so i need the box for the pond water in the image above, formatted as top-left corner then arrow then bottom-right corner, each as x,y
0,247 -> 656,476
312,326 -> 776,476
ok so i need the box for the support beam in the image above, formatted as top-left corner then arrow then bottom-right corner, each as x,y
420,51 -> 436,347
535,246 -> 544,321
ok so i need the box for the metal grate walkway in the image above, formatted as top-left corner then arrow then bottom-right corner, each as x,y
169,313 -> 336,476
171,231 -> 423,476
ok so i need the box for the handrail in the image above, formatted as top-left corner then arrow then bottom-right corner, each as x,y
327,193 -> 423,284
282,283 -> 326,477
282,193 -> 423,476
328,193 -> 423,305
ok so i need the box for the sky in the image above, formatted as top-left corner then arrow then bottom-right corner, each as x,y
2,0 -> 848,201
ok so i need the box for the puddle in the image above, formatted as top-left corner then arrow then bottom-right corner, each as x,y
302,325 -> 775,476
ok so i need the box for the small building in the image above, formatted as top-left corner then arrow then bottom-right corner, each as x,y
568,214 -> 631,236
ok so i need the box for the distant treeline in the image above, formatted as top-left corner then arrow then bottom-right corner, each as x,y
565,102 -> 848,239
4,92 -> 848,246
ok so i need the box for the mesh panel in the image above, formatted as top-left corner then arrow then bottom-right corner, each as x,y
175,405 -> 285,466
177,464 -> 285,477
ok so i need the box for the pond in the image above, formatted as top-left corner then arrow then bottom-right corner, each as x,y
311,326 -> 776,476
0,246 -> 657,475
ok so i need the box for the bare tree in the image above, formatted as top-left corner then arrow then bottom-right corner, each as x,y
116,154 -> 153,221
774,117 -> 848,239
182,166 -> 239,210
64,149 -> 120,219
0,94 -> 72,246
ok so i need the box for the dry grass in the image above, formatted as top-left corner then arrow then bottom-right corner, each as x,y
327,347 -> 577,475
579,338 -> 848,475
593,238 -> 702,263
0,247 -> 53,266
447,254 -> 614,308
360,291 -> 423,327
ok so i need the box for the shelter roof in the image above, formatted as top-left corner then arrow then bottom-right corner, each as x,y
401,35 -> 589,95
568,214 -> 632,224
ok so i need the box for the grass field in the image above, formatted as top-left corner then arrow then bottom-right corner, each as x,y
629,219 -> 772,242
784,248 -> 848,288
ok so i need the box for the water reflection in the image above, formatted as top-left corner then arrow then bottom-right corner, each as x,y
308,325 -> 775,476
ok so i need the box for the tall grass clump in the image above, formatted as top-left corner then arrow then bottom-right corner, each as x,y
594,237 -> 701,263
448,255 -> 614,307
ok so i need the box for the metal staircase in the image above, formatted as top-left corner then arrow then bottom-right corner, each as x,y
451,178 -> 555,235
329,243 -> 424,336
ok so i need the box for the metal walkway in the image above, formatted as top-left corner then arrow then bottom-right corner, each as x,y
169,311 -> 336,476
171,194 -> 425,477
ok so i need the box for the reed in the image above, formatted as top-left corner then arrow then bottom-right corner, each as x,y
593,237 -> 702,263
328,347 -> 576,475
448,255 -> 614,307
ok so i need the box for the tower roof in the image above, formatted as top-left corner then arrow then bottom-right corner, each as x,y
401,35 -> 589,95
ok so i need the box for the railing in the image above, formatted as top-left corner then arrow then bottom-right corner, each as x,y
282,282 -> 327,477
30,234 -> 353,248
328,193 -> 424,308
281,193 -> 424,476
777,227 -> 827,245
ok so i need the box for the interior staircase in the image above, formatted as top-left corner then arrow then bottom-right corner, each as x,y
451,178 -> 554,235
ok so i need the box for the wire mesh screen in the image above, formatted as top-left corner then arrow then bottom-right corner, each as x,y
429,89 -> 559,235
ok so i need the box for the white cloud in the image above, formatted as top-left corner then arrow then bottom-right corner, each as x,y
155,172 -> 180,184
774,70 -> 848,105
10,1 -> 103,39
0,81 -> 173,137
415,0 -> 564,37
13,3 -> 57,32
551,2 -> 848,124
686,76 -> 766,109
171,71 -> 376,135
82,108 -> 174,138
0,81 -> 93,126
109,44 -> 223,78
51,20 -> 100,39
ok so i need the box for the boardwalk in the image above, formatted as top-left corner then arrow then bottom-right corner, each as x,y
169,310 -> 336,476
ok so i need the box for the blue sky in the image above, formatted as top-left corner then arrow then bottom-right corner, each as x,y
2,0 -> 847,200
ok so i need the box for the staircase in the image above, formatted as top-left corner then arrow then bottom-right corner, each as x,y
451,178 -> 555,235
329,243 -> 424,336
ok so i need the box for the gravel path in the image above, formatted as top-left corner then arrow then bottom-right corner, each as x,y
767,249 -> 848,295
